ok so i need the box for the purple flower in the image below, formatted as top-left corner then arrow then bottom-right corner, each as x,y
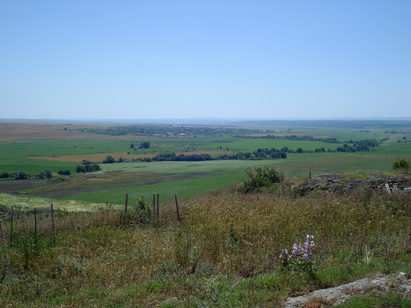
280,249 -> 288,259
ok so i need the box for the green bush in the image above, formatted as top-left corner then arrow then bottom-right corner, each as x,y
17,171 -> 28,180
45,169 -> 53,179
126,197 -> 152,225
392,158 -> 410,171
237,166 -> 283,193
102,155 -> 115,164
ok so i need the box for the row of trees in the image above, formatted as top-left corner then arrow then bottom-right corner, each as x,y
151,153 -> 213,162
239,134 -> 340,144
335,140 -> 379,152
100,148 -> 288,164
1,169 -> 58,180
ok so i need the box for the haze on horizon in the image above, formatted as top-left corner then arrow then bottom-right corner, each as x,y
1,1 -> 410,120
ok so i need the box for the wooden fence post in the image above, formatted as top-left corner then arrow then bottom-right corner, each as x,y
0,219 -> 10,277
10,206 -> 13,248
124,193 -> 129,226
51,204 -> 56,247
175,195 -> 181,224
156,194 -> 160,227
34,208 -> 37,248
152,194 -> 156,227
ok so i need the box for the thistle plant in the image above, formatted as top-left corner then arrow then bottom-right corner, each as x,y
280,235 -> 315,276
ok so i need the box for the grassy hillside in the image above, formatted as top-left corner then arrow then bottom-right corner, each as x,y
1,182 -> 411,307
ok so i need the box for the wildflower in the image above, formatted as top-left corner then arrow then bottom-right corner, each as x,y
280,234 -> 316,274
279,249 -> 288,259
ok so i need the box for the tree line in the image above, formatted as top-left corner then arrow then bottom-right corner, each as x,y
236,134 -> 340,144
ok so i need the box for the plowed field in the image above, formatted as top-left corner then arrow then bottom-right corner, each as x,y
0,123 -> 141,141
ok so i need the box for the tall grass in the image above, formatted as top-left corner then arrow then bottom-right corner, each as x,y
1,187 -> 411,306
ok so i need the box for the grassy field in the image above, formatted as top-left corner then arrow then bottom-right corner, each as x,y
1,123 -> 411,206
59,172 -> 246,204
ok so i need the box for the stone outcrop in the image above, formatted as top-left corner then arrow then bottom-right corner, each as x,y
284,272 -> 411,307
295,172 -> 411,196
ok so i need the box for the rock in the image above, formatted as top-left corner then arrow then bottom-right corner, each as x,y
294,172 -> 411,196
284,273 -> 411,307
163,297 -> 179,305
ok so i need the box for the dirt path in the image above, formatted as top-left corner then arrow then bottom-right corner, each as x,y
0,171 -> 225,199
0,179 -> 47,194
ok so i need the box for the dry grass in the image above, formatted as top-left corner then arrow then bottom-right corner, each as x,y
1,187 -> 411,306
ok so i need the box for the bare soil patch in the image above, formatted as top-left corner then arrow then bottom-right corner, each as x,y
0,179 -> 47,194
0,123 -> 143,141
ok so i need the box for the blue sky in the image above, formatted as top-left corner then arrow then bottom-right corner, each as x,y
1,1 -> 410,120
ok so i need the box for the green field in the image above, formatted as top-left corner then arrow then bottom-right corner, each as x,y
1,123 -> 411,207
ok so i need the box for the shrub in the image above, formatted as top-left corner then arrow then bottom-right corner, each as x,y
17,171 -> 28,180
102,155 -> 115,164
392,158 -> 410,171
237,166 -> 283,193
127,197 -> 152,225
36,171 -> 46,179
45,169 -> 53,179
139,142 -> 150,149
58,170 -> 71,176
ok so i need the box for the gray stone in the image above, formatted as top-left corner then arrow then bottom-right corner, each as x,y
284,272 -> 411,307
294,172 -> 411,196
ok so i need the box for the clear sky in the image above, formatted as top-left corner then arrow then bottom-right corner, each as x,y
1,1 -> 410,120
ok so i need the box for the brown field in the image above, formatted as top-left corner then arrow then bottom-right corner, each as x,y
0,123 -> 143,141
28,151 -> 230,163
245,133 -> 328,138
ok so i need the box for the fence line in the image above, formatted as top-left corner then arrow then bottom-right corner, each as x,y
1,193 -> 183,250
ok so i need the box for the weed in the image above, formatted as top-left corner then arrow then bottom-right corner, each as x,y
127,197 -> 152,225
